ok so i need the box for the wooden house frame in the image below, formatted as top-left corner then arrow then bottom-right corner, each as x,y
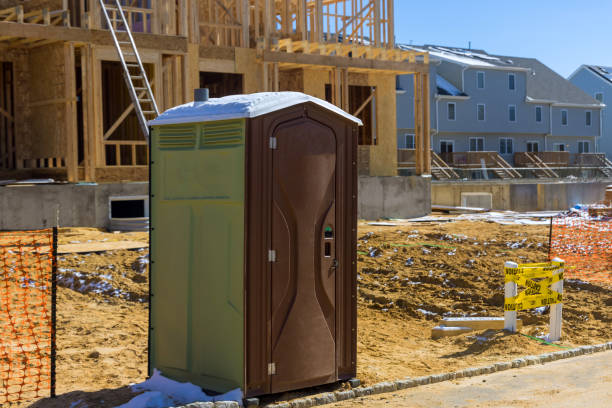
0,0 -> 431,182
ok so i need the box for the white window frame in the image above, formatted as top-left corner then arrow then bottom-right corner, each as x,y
477,103 -> 486,121
553,143 -> 566,152
585,110 -> 592,127
578,140 -> 590,153
535,106 -> 543,123
469,137 -> 485,152
447,102 -> 456,121
526,141 -> 540,153
499,137 -> 513,154
403,133 -> 415,149
561,109 -> 568,126
440,140 -> 454,153
477,71 -> 485,89
508,105 -> 517,122
595,92 -> 603,103
508,73 -> 516,91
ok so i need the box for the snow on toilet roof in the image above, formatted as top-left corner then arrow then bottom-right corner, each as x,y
149,91 -> 362,126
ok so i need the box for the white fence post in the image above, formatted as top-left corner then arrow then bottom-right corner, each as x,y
549,257 -> 564,342
504,261 -> 518,332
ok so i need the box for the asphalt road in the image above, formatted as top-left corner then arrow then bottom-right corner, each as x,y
331,351 -> 612,407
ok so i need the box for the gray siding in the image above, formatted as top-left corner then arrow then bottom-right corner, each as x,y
396,62 -> 602,156
569,67 -> 611,157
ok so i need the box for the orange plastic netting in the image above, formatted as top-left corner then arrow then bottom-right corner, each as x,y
549,216 -> 612,286
0,229 -> 55,405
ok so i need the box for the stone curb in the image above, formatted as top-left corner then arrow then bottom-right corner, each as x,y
171,403 -> 241,408
260,341 -> 612,408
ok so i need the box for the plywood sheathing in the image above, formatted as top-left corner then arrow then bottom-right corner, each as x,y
24,42 -> 77,180
366,72 -> 396,176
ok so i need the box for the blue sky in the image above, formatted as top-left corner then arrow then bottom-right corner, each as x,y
394,0 -> 612,77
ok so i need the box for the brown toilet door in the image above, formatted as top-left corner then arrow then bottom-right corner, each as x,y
269,116 -> 338,393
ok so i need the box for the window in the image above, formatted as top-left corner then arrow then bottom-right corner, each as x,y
595,92 -> 603,103
500,138 -> 513,154
527,141 -> 540,153
470,137 -> 485,151
508,73 -> 516,90
535,106 -> 543,123
508,105 -> 517,122
477,104 -> 486,121
561,109 -> 568,126
447,102 -> 456,121
586,110 -> 592,126
477,71 -> 485,89
404,133 -> 415,149
578,141 -> 590,153
553,143 -> 566,152
440,140 -> 454,153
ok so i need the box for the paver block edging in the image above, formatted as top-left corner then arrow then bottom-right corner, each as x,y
253,341 -> 612,408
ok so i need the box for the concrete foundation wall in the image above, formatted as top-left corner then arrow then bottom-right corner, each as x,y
359,176 -> 431,220
0,182 -> 148,230
432,179 -> 610,211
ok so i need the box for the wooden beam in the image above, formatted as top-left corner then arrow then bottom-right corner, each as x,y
422,71 -> 431,175
387,0 -> 394,48
103,91 -> 146,140
81,44 -> 95,181
341,67 -> 349,111
352,88 -> 376,117
0,21 -> 188,52
414,72 -> 422,175
64,42 -> 78,182
0,106 -> 13,121
263,50 -> 429,73
241,0 -> 249,47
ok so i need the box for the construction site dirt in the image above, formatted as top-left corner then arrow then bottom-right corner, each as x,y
27,220 -> 611,407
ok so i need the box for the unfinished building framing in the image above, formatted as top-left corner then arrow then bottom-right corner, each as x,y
0,0 -> 431,182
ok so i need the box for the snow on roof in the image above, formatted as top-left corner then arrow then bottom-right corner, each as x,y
428,50 -> 495,67
149,92 -> 363,126
436,75 -> 467,97
587,65 -> 612,84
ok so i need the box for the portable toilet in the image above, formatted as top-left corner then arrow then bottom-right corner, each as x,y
148,91 -> 361,398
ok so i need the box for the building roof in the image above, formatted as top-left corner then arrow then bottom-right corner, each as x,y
401,45 -> 603,107
584,65 -> 612,84
150,92 -> 362,126
436,75 -> 467,97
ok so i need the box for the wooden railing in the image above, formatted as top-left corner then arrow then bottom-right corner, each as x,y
0,5 -> 70,26
514,152 -> 570,167
18,157 -> 66,169
572,153 -> 609,166
397,148 -> 416,166
104,140 -> 148,166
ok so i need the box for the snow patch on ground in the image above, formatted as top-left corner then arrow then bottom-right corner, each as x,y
117,369 -> 242,408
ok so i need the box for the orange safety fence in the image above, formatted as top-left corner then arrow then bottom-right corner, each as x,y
549,215 -> 611,286
0,229 -> 56,405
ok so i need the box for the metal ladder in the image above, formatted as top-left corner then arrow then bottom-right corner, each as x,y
98,0 -> 159,142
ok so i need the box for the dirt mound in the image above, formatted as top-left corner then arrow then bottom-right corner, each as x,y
57,249 -> 149,303
16,221 -> 610,407
355,220 -> 610,384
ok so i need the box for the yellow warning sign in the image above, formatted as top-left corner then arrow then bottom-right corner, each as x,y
504,262 -> 564,312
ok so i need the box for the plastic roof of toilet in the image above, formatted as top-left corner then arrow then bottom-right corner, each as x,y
149,92 -> 363,126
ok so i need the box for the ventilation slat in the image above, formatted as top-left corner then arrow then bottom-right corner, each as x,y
158,124 -> 197,150
201,120 -> 244,148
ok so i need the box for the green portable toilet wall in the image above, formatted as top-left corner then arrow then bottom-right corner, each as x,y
149,92 -> 362,398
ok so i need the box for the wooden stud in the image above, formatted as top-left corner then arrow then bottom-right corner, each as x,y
422,72 -> 431,175
413,72 -> 422,175
64,42 -> 78,182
